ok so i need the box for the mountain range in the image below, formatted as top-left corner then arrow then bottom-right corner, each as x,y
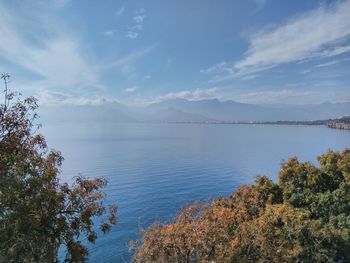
39,98 -> 350,124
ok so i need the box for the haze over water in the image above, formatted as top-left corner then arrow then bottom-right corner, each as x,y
43,123 -> 350,262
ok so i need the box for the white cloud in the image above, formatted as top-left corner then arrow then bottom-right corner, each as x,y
145,88 -> 218,104
202,1 -> 350,81
115,7 -> 125,17
200,61 -> 229,74
125,9 -> 146,39
318,44 -> 350,57
102,29 -> 117,37
315,57 -> 350,68
125,86 -> 138,92
133,15 -> 145,24
0,2 -> 99,93
36,90 -> 119,107
27,38 -> 98,88
126,31 -> 138,39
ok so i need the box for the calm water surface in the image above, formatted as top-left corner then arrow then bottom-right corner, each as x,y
43,123 -> 350,262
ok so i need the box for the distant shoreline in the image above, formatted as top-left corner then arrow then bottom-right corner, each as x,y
144,117 -> 350,130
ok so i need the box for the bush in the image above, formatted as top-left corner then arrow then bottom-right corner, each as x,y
132,149 -> 350,263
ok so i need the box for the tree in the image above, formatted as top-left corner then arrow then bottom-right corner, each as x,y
0,74 -> 117,263
132,149 -> 350,262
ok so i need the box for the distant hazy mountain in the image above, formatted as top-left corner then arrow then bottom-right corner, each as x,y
143,99 -> 350,122
39,99 -> 350,124
141,107 -> 215,123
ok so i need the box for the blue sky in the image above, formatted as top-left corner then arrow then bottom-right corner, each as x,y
0,0 -> 349,106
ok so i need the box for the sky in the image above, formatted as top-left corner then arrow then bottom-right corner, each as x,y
0,0 -> 350,107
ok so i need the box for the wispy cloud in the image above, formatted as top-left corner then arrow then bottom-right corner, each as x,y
0,2 -> 99,93
102,29 -> 117,37
202,1 -> 350,81
315,57 -> 350,68
36,90 -> 119,107
126,8 -> 146,39
300,57 -> 350,75
107,45 -> 156,79
115,7 -> 125,17
318,44 -> 350,57
125,86 -> 138,92
126,31 -> 139,39
143,88 -> 218,104
133,15 -> 145,24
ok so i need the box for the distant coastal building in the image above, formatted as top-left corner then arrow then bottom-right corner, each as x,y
327,117 -> 350,130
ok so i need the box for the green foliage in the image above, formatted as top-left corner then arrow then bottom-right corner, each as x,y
0,81 -> 116,263
132,149 -> 350,262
